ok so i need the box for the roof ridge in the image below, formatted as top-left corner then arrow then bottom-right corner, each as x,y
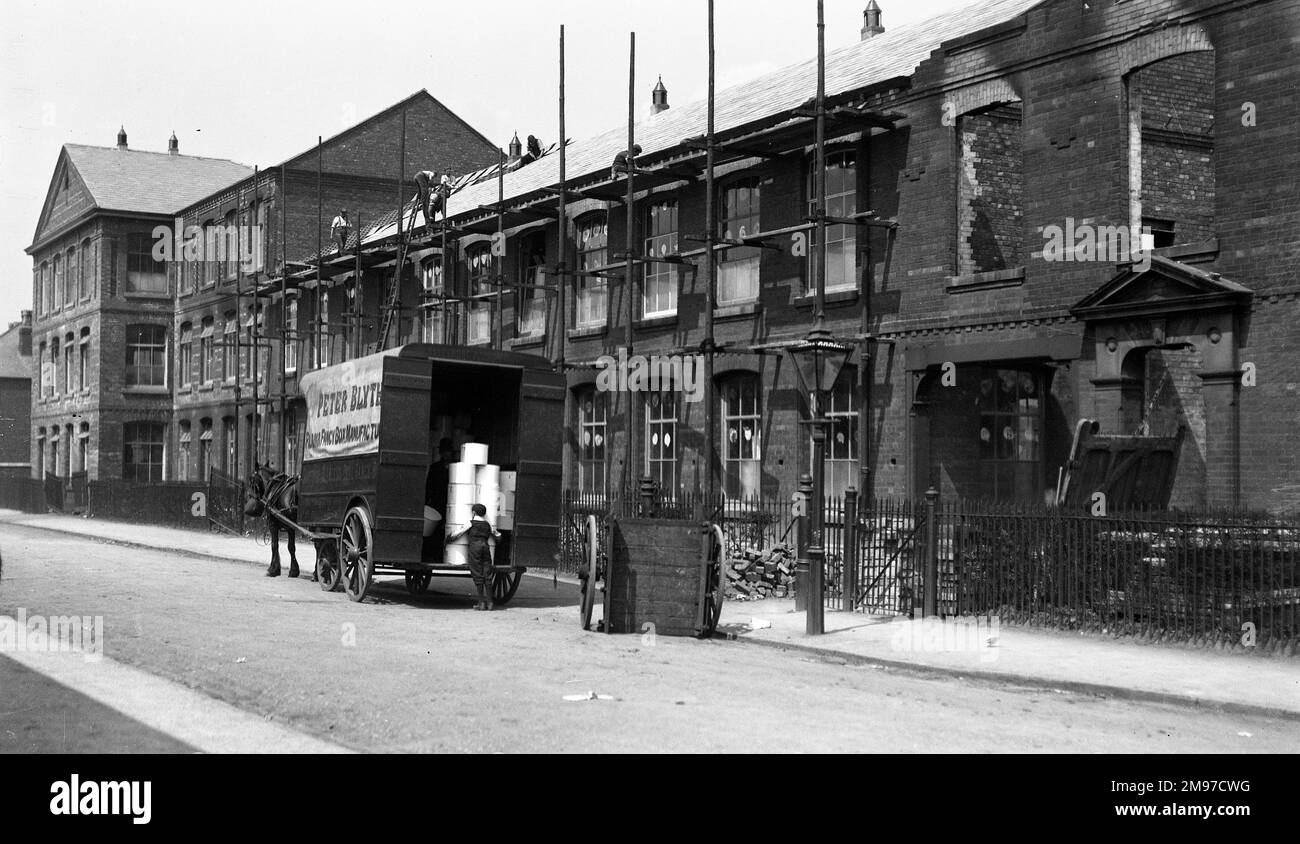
63,142 -> 252,168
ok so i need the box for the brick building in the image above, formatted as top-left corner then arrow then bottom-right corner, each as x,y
25,92 -> 499,491
25,132 -> 253,483
0,312 -> 34,495
170,90 -> 499,482
297,0 -> 1298,513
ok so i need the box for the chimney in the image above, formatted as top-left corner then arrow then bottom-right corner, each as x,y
508,132 -> 522,164
117,125 -> 128,150
861,0 -> 884,39
19,310 -> 33,357
651,76 -> 669,115
168,131 -> 179,155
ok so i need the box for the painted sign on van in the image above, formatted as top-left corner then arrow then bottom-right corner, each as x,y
300,352 -> 393,461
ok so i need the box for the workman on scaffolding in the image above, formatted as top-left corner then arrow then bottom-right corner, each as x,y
415,170 -> 452,227
330,208 -> 350,254
611,144 -> 642,179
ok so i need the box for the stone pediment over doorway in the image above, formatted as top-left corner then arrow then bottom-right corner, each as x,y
1071,255 -> 1251,322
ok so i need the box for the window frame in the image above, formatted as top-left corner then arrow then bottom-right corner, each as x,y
642,199 -> 679,319
644,387 -> 679,493
125,231 -> 168,294
806,149 -> 859,294
125,324 -> 168,388
574,213 -> 609,330
717,177 -> 762,306
577,387 -> 608,495
721,373 -> 762,499
122,421 -> 166,483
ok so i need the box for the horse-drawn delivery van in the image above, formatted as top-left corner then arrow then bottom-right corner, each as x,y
292,344 -> 565,604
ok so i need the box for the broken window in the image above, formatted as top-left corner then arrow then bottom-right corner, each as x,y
957,102 -> 1024,275
1127,51 -> 1216,249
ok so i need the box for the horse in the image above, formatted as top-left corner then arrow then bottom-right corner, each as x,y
245,463 -> 302,579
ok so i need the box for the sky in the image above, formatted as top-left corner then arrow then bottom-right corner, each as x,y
0,0 -> 971,329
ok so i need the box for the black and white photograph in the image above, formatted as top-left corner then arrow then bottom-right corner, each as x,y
0,0 -> 1296,818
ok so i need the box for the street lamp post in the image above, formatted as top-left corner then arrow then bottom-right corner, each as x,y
788,327 -> 852,635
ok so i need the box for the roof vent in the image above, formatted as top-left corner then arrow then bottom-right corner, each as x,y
508,132 -> 522,163
168,131 -> 179,155
651,76 -> 669,115
861,0 -> 884,40
117,126 -> 128,150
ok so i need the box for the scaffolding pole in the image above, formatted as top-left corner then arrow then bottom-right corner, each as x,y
279,162 -> 288,470
624,31 -> 637,493
704,0 -> 717,503
496,146 -> 505,351
555,23 -> 567,372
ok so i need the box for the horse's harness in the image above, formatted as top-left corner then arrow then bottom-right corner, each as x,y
255,471 -> 299,515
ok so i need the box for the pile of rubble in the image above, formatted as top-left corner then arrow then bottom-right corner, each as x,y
725,542 -> 796,601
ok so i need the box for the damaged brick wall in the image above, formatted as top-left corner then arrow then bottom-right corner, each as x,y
957,103 -> 1024,275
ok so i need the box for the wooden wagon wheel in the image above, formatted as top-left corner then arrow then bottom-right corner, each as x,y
492,570 -> 522,605
340,506 -> 374,603
579,514 -> 599,630
315,538 -> 342,592
700,524 -> 726,638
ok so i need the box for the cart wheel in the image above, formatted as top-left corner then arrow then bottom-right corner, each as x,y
340,506 -> 374,603
315,539 -> 342,592
700,524 -> 726,638
580,515 -> 599,630
492,570 -> 522,605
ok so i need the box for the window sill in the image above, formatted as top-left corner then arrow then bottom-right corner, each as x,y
510,334 -> 546,350
568,325 -> 608,341
635,314 -> 678,330
123,291 -> 172,300
466,338 -> 493,348
945,267 -> 1026,293
714,302 -> 761,321
198,383 -> 215,393
792,288 -> 858,307
122,386 -> 170,396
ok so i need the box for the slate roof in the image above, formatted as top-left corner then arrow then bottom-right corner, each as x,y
358,0 -> 1045,245
63,144 -> 254,216
0,324 -> 32,380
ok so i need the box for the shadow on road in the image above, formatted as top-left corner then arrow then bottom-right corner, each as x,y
363,572 -> 580,612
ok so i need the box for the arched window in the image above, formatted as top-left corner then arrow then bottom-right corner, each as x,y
316,290 -> 331,368
78,328 -> 90,392
721,373 -> 761,498
198,418 -> 213,482
643,200 -> 678,318
177,420 -> 192,482
645,388 -> 678,493
574,214 -> 608,329
66,247 -> 77,305
517,232 -> 548,337
466,243 -> 493,344
52,254 -> 62,310
63,332 -> 74,395
79,239 -> 92,299
179,322 -> 193,387
577,387 -> 607,494
222,312 -> 237,382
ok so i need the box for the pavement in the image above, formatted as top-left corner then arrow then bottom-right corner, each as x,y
4,508 -> 1298,722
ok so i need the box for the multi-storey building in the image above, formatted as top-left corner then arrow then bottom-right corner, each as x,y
25,92 -> 499,491
293,0 -> 1298,513
170,90 -> 499,481
0,311 -> 34,497
26,131 -> 253,483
